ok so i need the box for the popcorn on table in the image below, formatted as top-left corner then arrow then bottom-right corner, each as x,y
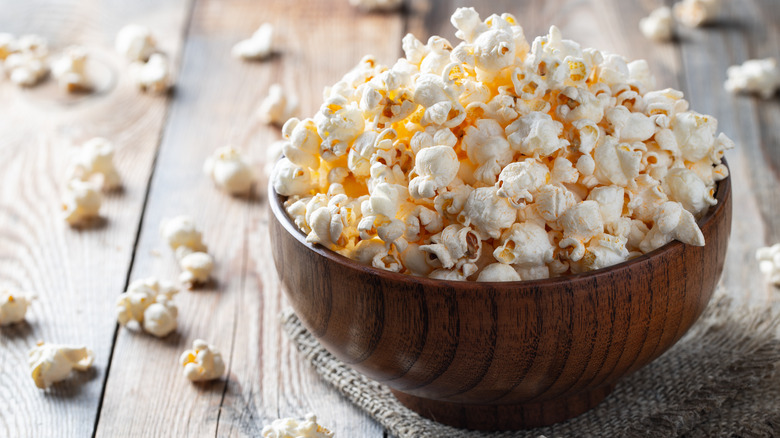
176,247 -> 214,288
3,34 -> 49,87
232,23 -> 274,60
116,277 -> 179,337
262,413 -> 334,438
349,0 -> 403,11
639,7 -> 674,42
273,7 -> 732,281
180,339 -> 225,382
724,58 -> 780,99
28,342 -> 94,389
160,216 -> 214,288
62,179 -> 102,226
0,289 -> 32,325
204,146 -> 254,195
259,84 -> 299,126
68,137 -> 121,190
132,53 -> 170,94
161,215 -> 208,252
673,0 -> 721,28
52,45 -> 90,92
756,244 -> 780,286
115,24 -> 157,62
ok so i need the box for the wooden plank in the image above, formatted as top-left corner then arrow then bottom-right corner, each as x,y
96,0 -> 401,436
0,1 -> 192,437
676,0 -> 778,306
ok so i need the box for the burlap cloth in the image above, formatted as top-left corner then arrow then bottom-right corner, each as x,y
281,294 -> 780,437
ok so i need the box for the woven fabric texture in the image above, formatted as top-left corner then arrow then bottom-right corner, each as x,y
281,296 -> 780,438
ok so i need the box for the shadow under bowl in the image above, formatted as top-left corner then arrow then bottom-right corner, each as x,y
268,169 -> 732,431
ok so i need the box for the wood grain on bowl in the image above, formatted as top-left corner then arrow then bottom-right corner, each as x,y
269,171 -> 731,431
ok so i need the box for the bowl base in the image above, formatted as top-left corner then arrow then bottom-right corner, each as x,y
390,383 -> 615,431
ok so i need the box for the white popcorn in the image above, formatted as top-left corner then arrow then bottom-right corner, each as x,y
627,174 -> 668,222
458,186 -> 515,239
506,112 -> 568,157
420,224 -> 481,272
28,342 -> 94,389
535,184 -> 577,222
132,53 -> 170,94
232,23 -> 273,60
573,233 -> 630,273
273,158 -> 316,197
204,146 -> 254,195
493,222 -> 553,267
594,136 -> 642,187
0,289 -> 32,325
282,118 -> 322,169
262,413 -> 333,438
671,111 -> 717,162
587,186 -> 625,226
496,159 -> 550,207
116,277 -> 178,333
68,137 -> 121,191
639,201 -> 704,252
605,106 -> 656,142
640,7 -> 674,42
62,179 -> 102,226
316,97 -> 365,160
180,339 -> 226,382
559,200 -> 604,261
259,84 -> 299,126
349,0 -> 403,11
724,58 -> 780,99
115,24 -> 156,62
462,118 -> 512,183
673,0 -> 721,28
142,295 -> 178,337
178,249 -> 214,287
160,216 -> 207,252
663,167 -> 716,217
477,263 -> 521,282
4,34 -> 48,87
52,45 -> 90,92
409,145 -> 459,199
0,33 -> 16,60
756,244 -> 780,286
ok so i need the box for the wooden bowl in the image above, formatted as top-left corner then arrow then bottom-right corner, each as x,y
268,170 -> 732,431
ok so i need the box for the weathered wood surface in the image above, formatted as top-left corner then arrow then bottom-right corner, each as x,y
0,0 -> 777,436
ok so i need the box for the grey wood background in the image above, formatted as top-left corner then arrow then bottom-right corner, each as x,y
0,0 -> 777,436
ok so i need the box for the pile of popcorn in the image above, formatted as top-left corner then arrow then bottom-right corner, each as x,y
273,8 -> 732,282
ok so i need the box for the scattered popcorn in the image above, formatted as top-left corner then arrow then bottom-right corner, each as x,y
203,146 -> 254,195
52,45 -> 90,92
640,7 -> 674,42
132,53 -> 170,93
673,0 -> 721,28
116,277 -> 179,337
115,24 -> 157,62
68,137 -> 121,190
3,34 -> 49,87
274,8 -> 731,280
258,84 -> 299,126
160,216 -> 207,252
262,413 -> 333,438
349,0 -> 403,11
724,58 -> 780,99
62,179 -> 102,226
232,23 -> 274,60
28,342 -> 94,389
179,339 -> 226,382
0,289 -> 32,325
176,248 -> 214,288
756,244 -> 780,286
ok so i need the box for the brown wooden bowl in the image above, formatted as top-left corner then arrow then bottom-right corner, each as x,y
268,168 -> 732,431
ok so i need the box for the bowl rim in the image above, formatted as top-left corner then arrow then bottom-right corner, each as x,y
269,160 -> 731,288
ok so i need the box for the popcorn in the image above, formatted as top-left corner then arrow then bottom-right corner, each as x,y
203,146 -> 254,195
0,33 -> 16,60
673,0 -> 721,28
273,7 -> 730,280
68,137 -> 121,191
28,342 -> 94,389
756,244 -> 780,286
180,339 -> 225,382
4,34 -> 48,87
0,289 -> 32,325
51,45 -> 91,92
232,23 -> 273,60
640,7 -> 674,42
262,413 -> 333,438
177,249 -> 214,287
724,58 -> 780,99
115,24 -> 157,62
132,53 -> 170,94
116,277 -> 179,337
160,216 -> 207,252
349,0 -> 403,11
62,179 -> 102,226
259,84 -> 299,126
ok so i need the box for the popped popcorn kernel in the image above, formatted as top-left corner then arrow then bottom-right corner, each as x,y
68,137 -> 121,191
116,277 -> 179,337
203,146 -> 254,195
132,53 -> 170,94
259,84 -> 299,126
640,7 -> 674,42
4,34 -> 49,87
724,58 -> 780,99
52,45 -> 91,92
115,24 -> 157,62
62,179 -> 102,226
262,413 -> 334,438
272,7 -> 729,280
673,0 -> 721,28
232,23 -> 274,60
0,289 -> 33,325
180,339 -> 226,382
28,342 -> 94,389
756,244 -> 780,286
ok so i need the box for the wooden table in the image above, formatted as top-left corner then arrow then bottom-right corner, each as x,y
0,0 -> 777,436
